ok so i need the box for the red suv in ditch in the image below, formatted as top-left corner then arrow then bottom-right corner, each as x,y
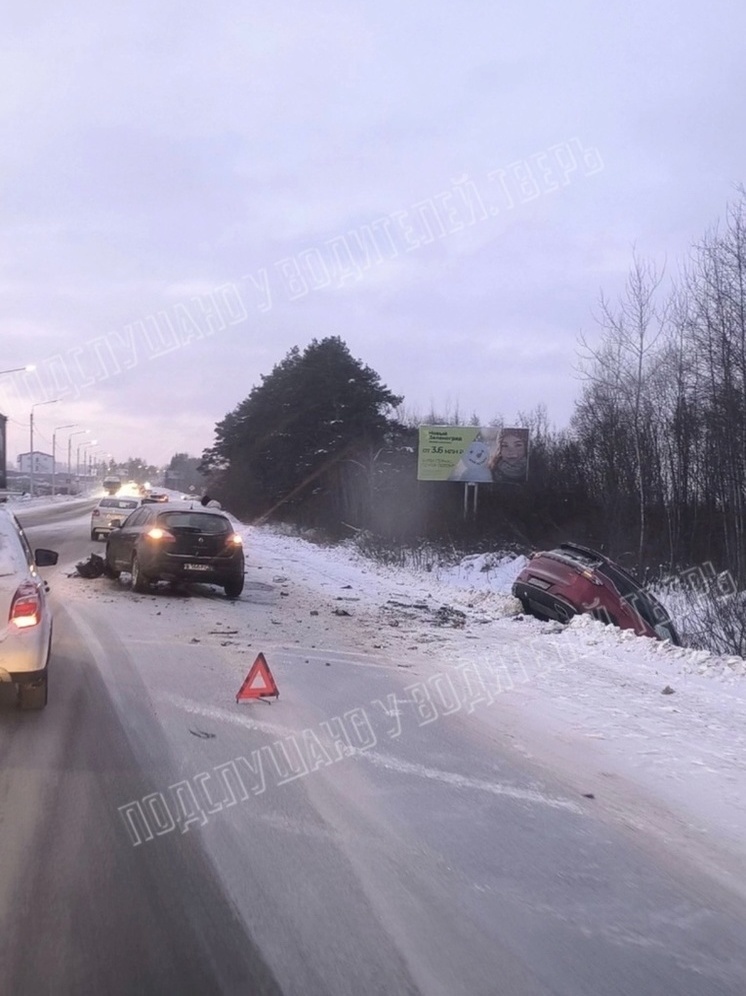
512,542 -> 680,644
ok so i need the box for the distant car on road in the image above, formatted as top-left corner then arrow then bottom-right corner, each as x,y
104,501 -> 245,598
512,542 -> 680,644
91,496 -> 142,541
102,475 -> 122,495
0,506 -> 59,709
142,491 -> 169,503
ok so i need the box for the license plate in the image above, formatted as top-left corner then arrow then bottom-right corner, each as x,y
184,563 -> 211,571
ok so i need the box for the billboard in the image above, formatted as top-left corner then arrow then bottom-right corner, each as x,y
417,426 -> 529,483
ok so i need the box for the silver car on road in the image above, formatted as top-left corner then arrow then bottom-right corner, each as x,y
90,495 -> 142,541
0,506 -> 58,709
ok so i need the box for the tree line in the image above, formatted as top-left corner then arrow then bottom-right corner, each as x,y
200,195 -> 746,586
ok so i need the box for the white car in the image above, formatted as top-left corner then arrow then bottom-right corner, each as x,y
90,496 -> 143,541
0,506 -> 58,709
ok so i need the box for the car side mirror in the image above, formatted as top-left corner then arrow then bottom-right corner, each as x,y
35,549 -> 59,567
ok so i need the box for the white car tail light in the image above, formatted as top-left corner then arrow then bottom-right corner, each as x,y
10,582 -> 42,628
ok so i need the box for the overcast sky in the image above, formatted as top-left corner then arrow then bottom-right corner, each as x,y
2,0 -> 745,468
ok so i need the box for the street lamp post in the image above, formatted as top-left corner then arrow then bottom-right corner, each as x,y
0,365 -> 36,376
77,440 -> 96,480
0,367 -> 35,491
52,423 -> 77,496
29,399 -> 60,496
85,444 -> 99,480
68,429 -> 90,491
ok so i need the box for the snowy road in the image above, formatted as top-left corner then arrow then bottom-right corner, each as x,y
1,500 -> 745,995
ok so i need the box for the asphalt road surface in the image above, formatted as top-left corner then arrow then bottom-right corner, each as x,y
1,500 -> 745,996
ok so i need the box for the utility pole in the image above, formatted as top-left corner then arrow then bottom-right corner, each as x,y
52,423 -> 77,496
29,399 -> 59,496
68,429 -> 89,493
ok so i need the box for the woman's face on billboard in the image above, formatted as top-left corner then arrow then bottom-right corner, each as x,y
500,434 -> 526,461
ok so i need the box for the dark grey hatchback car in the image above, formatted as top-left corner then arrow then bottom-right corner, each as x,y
104,501 -> 245,598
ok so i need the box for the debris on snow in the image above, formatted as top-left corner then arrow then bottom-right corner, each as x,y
75,553 -> 105,578
433,605 -> 467,628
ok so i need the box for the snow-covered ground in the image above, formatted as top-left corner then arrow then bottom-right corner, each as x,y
237,525 -> 746,871
29,492 -> 746,884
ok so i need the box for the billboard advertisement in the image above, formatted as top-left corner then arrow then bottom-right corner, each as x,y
417,426 -> 529,483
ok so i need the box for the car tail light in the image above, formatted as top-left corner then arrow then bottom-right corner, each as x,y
10,582 -> 42,628
146,527 -> 175,543
225,533 -> 243,548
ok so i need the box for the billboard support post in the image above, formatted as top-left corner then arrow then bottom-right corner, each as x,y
463,482 -> 478,521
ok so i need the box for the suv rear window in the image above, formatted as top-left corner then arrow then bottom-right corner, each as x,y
100,498 -> 139,509
158,512 -> 231,534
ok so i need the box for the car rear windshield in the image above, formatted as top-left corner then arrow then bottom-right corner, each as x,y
100,498 -> 139,509
0,531 -> 25,576
158,512 -> 231,534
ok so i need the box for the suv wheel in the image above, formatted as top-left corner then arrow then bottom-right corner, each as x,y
131,554 -> 150,593
224,574 -> 244,599
91,530 -> 98,541
18,672 -> 48,711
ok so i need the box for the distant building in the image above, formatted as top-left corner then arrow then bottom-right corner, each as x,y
17,451 -> 54,475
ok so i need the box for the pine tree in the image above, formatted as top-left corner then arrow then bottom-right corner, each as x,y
202,336 -> 403,519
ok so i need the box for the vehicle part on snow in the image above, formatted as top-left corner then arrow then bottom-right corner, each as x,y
75,553 -> 105,578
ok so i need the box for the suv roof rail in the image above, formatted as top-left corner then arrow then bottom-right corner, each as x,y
559,541 -> 645,585
557,542 -> 606,561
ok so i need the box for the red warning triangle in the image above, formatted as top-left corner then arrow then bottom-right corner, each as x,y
236,653 -> 279,702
